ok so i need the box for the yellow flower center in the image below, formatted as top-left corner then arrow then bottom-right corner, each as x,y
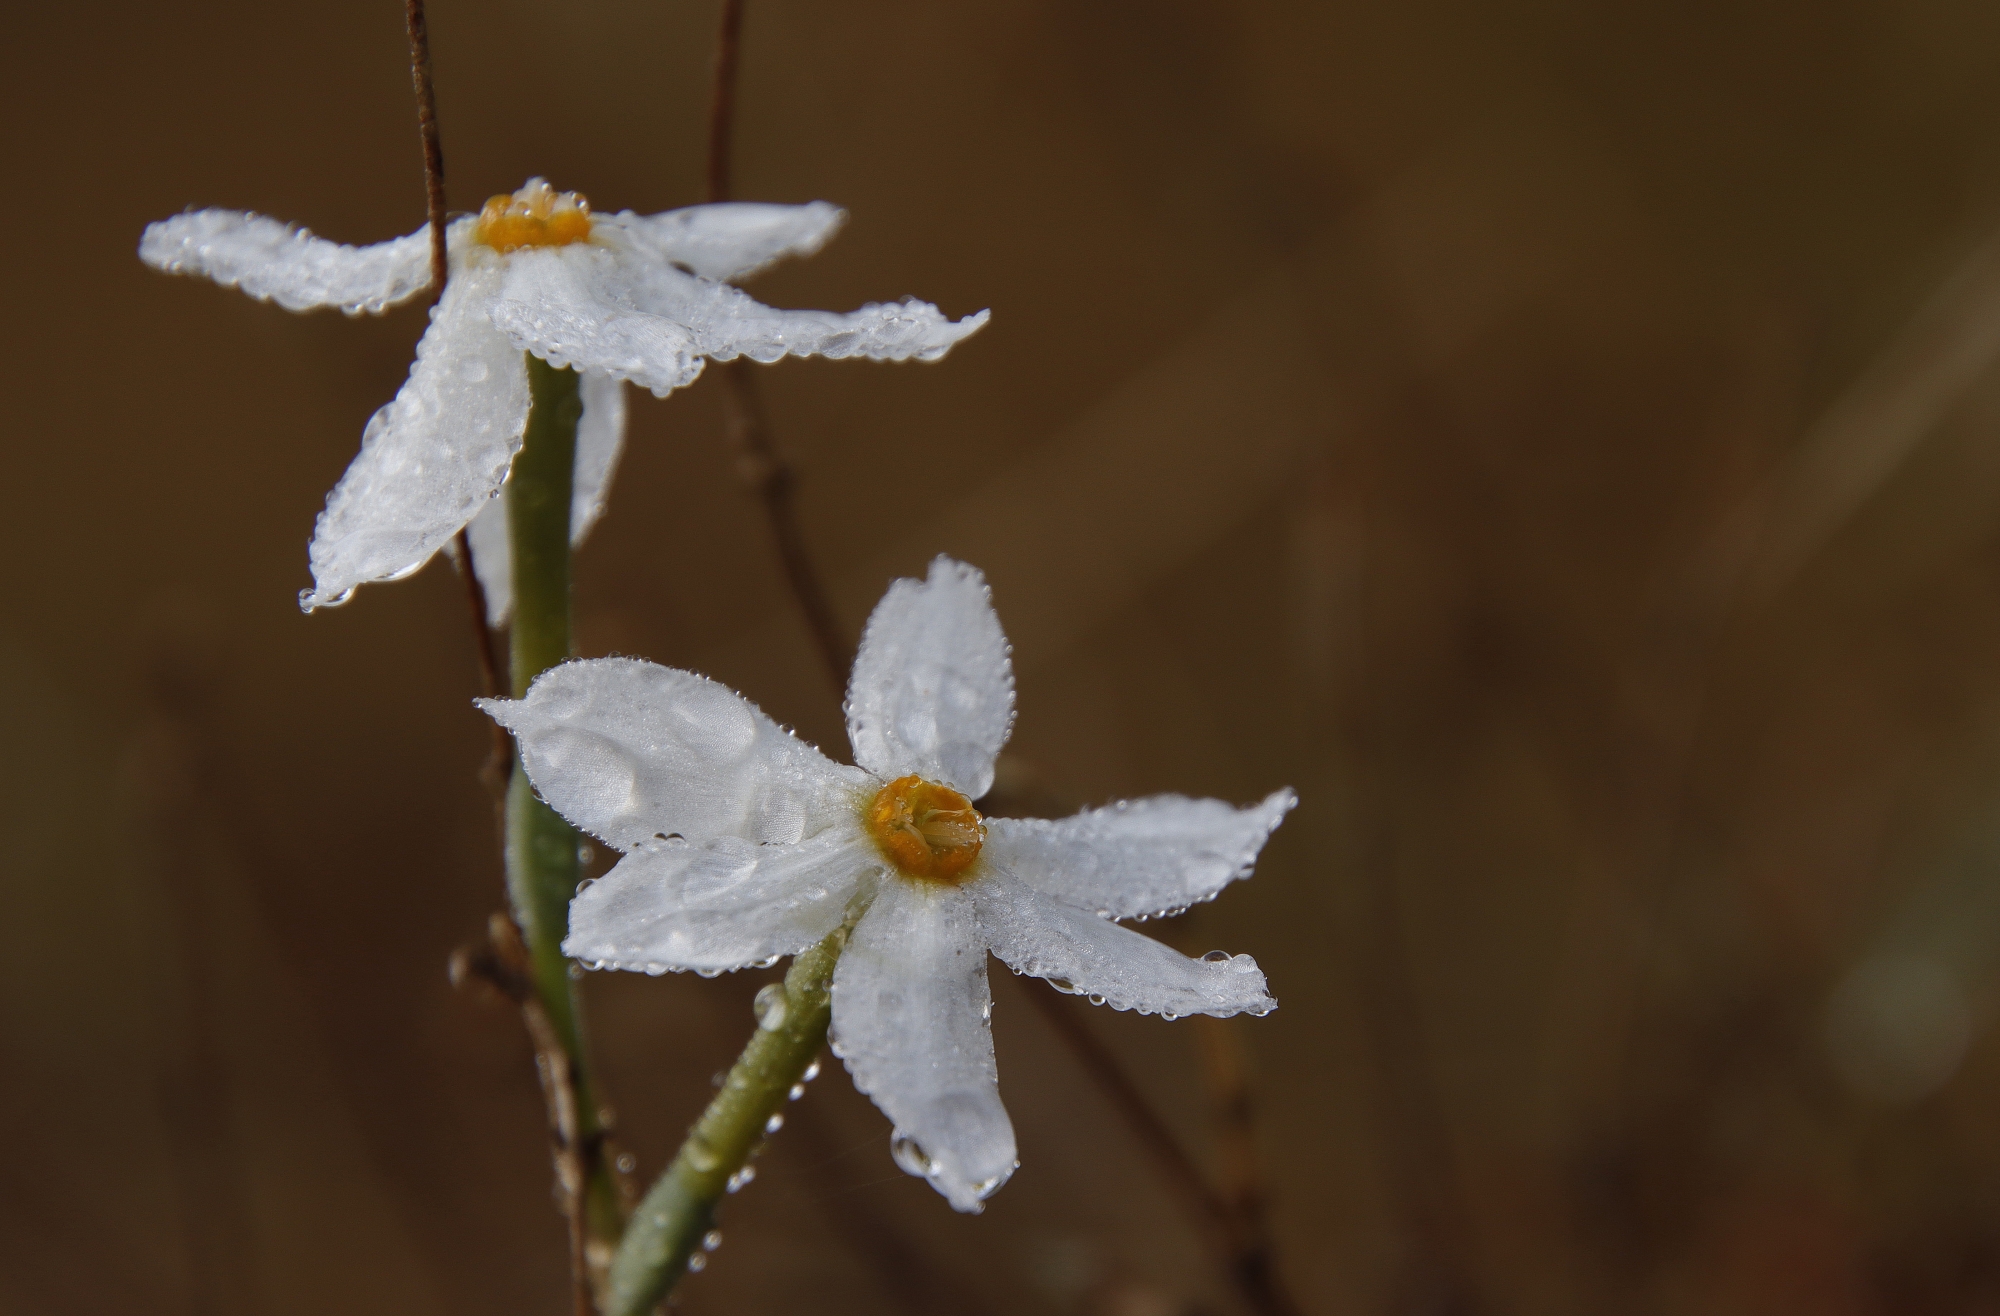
473,179 -> 594,252
866,775 -> 985,883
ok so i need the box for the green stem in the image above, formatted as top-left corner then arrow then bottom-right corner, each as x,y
504,355 -> 624,1266
604,915 -> 859,1316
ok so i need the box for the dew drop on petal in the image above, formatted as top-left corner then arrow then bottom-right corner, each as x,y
753,982 -> 789,1030
696,967 -> 723,979
802,1059 -> 821,1082
686,1253 -> 707,1273
685,1138 -> 721,1173
725,1165 -> 756,1193
1202,950 -> 1231,963
890,1132 -> 934,1179
702,1230 -> 723,1252
764,1112 -> 784,1135
787,1083 -> 806,1101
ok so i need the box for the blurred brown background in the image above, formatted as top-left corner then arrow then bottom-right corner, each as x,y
7,1 -> 2000,1313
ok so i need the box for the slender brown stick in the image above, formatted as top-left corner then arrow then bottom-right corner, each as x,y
405,0 -> 449,294
705,0 -> 746,207
405,9 -> 601,1312
703,0 -> 855,697
719,362 -> 855,692
1021,985 -> 1304,1316
696,8 -> 1299,1310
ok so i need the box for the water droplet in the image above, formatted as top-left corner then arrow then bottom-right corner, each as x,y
702,1230 -> 723,1252
686,1252 -> 707,1273
615,1152 -> 637,1174
764,1112 -> 784,1135
575,877 -> 597,893
725,1165 -> 756,1193
1087,993 -> 1107,1007
1202,950 -> 1231,963
972,1165 -> 1016,1200
1161,1012 -> 1180,1021
752,954 -> 780,969
646,962 -> 668,977
696,967 -> 724,979
787,1083 -> 806,1101
576,842 -> 595,865
802,1059 -> 820,1082
567,962 -> 584,980
981,1000 -> 993,1021
1047,977 -> 1077,995
753,983 -> 789,1030
890,1133 -> 934,1178
685,1139 -> 721,1173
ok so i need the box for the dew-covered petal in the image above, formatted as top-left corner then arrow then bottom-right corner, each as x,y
564,829 -> 876,975
302,258 -> 528,610
479,657 -> 873,850
845,557 -> 1014,798
983,789 -> 1296,921
139,209 -> 437,315
605,201 -> 845,282
488,244 -> 704,397
976,870 -> 1276,1019
463,370 -> 628,624
833,877 -> 1016,1212
604,241 -> 989,366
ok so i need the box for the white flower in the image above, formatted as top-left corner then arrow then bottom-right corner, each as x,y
479,557 -> 1293,1211
140,181 -> 989,613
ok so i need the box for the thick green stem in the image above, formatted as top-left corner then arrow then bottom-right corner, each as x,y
604,916 -> 858,1316
504,355 -> 624,1267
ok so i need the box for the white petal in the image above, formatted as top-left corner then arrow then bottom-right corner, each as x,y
462,371 -> 628,625
139,209 -> 437,315
478,657 -> 873,850
564,830 -> 876,975
302,259 -> 528,610
570,370 -> 629,542
845,557 -> 1014,797
975,870 -> 1276,1019
983,789 -> 1296,921
598,229 -> 989,367
604,201 -> 845,282
833,878 -> 1016,1212
488,245 -> 704,397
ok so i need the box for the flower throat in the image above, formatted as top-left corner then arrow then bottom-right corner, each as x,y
474,179 -> 593,252
867,776 -> 984,883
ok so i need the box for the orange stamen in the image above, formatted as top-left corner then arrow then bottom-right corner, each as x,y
473,178 -> 593,253
866,775 -> 985,883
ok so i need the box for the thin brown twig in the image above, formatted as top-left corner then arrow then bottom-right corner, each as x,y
705,0 -> 746,207
696,9 -> 1301,1310
404,0 -> 450,294
1020,984 -> 1304,1316
1194,1016 -> 1303,1316
704,0 -> 853,699
451,529 -> 514,789
450,916 -> 596,1316
405,8 -> 599,1312
719,361 -> 855,694
405,3 -> 510,778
